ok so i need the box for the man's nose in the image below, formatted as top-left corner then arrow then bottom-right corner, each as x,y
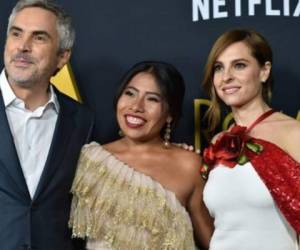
17,36 -> 32,52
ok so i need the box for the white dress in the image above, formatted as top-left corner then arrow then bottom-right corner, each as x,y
203,162 -> 298,250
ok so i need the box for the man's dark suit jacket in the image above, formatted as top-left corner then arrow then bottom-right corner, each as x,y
0,87 -> 94,250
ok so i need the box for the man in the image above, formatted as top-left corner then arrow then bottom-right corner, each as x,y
0,1 -> 94,249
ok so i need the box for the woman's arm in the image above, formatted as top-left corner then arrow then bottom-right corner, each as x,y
186,155 -> 214,249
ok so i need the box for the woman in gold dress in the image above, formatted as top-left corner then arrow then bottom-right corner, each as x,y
69,61 -> 213,249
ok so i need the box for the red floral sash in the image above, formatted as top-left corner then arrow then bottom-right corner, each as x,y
201,109 -> 300,234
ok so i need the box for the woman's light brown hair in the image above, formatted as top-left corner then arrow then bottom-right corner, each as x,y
202,29 -> 273,132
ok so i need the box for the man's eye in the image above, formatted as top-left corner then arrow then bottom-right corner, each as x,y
11,31 -> 21,38
35,35 -> 46,41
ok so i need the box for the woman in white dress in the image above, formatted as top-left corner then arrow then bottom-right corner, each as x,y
201,29 -> 300,250
69,61 -> 213,249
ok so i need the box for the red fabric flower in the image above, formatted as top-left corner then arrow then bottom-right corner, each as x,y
204,125 -> 248,168
200,125 -> 263,179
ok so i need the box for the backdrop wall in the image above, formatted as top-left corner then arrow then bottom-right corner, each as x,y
1,0 -> 299,149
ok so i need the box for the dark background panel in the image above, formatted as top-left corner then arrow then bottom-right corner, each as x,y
1,1 -> 299,146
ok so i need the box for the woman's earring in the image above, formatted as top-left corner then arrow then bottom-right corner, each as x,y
163,120 -> 172,148
118,129 -> 124,137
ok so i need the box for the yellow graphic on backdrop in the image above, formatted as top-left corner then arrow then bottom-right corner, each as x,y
194,99 -> 210,151
50,63 -> 82,102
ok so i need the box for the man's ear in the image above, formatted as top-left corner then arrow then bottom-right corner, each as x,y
57,49 -> 71,70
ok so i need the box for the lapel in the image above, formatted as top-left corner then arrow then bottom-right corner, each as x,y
0,91 -> 30,198
33,90 -> 76,201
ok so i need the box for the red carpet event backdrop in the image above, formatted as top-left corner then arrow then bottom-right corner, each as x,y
1,0 -> 299,149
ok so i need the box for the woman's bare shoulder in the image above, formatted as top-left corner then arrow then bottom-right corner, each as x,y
269,112 -> 300,134
263,113 -> 300,162
283,118 -> 300,158
167,146 -> 202,174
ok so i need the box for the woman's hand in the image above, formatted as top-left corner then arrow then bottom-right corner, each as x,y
173,143 -> 201,154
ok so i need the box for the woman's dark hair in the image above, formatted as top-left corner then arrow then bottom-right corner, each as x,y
114,61 -> 185,127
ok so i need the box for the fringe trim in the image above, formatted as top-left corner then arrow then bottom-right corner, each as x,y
69,143 -> 195,250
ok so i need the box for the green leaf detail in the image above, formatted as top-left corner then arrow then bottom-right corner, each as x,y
200,164 -> 209,180
246,142 -> 264,153
237,154 -> 249,165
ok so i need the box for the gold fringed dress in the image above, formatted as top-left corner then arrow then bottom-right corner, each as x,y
69,142 -> 196,250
